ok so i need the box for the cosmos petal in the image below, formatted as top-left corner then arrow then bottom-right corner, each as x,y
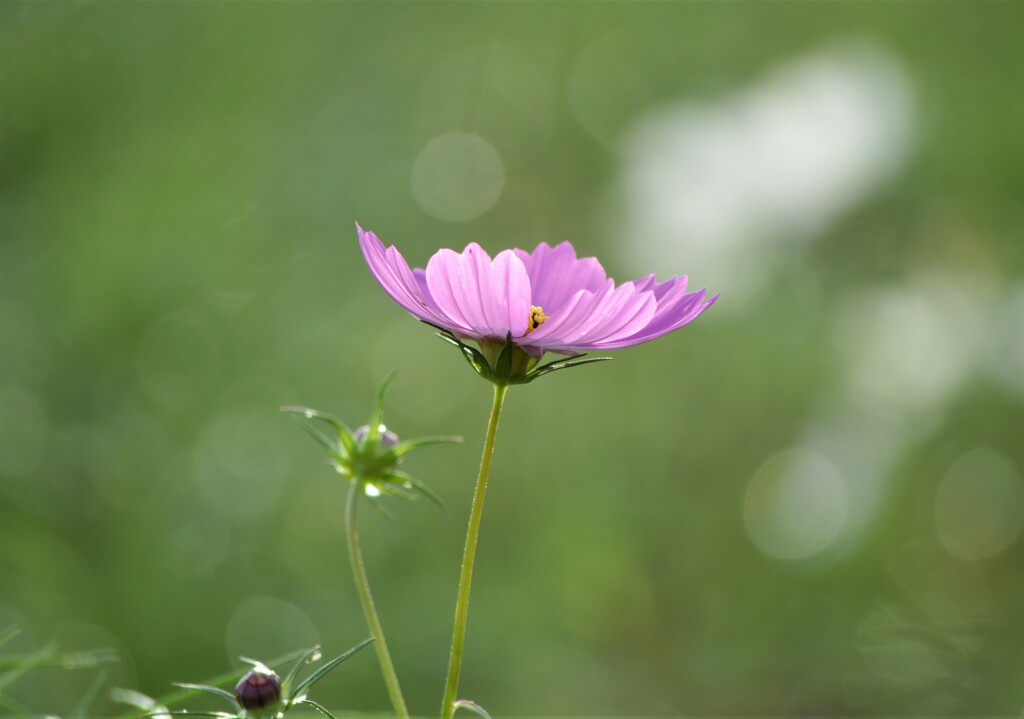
514,242 -> 607,314
426,243 -> 531,339
358,225 -> 449,326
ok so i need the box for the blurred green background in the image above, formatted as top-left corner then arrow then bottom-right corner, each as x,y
2,2 -> 1022,716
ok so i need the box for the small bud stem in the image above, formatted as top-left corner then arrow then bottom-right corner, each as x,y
346,477 -> 409,719
440,383 -> 509,719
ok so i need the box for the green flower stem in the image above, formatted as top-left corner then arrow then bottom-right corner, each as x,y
346,477 -> 409,719
441,383 -> 509,719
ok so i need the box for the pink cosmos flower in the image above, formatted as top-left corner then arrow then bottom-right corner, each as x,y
358,224 -> 716,378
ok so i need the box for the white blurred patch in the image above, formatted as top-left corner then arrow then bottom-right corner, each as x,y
744,448 -> 849,560
834,273 -> 990,415
790,273 -> 1021,552
935,449 -> 1024,562
619,45 -> 915,304
411,132 -> 505,222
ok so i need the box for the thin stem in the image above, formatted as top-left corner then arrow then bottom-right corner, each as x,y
346,478 -> 409,719
441,383 -> 509,719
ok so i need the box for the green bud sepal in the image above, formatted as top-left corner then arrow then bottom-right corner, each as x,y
281,372 -> 460,511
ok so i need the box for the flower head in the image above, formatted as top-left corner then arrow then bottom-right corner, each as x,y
357,225 -> 717,384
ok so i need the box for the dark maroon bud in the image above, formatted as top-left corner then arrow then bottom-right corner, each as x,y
234,668 -> 281,712
353,424 -> 399,451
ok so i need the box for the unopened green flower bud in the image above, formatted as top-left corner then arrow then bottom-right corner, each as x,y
353,424 -> 399,450
234,668 -> 281,713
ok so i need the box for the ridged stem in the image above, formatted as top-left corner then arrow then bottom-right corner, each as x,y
440,383 -> 509,719
346,477 -> 409,719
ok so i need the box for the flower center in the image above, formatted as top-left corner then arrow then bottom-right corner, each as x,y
525,306 -> 548,335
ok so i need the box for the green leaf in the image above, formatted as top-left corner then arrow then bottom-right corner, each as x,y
170,683 -> 237,709
281,645 -> 321,697
138,712 -> 232,719
69,668 -> 109,719
0,626 -> 21,649
365,371 -> 397,451
390,470 -> 447,514
292,698 -> 338,719
0,647 -> 119,670
0,641 -> 57,692
111,688 -> 165,714
454,699 -> 493,719
290,638 -> 373,699
144,647 -> 307,714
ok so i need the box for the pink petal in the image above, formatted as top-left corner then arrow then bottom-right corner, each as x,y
595,290 -> 718,350
514,242 -> 607,314
357,225 -> 449,326
426,243 -> 531,339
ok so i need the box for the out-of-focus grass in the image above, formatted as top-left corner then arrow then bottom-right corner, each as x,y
1,1 -> 1021,716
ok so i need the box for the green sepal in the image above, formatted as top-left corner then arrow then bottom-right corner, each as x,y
389,470 -> 447,514
364,371 -> 396,451
290,638 -> 373,699
281,406 -> 356,457
493,333 -> 515,380
514,354 -> 613,384
169,683 -> 237,709
378,435 -> 463,464
435,330 -> 491,380
374,480 -> 416,502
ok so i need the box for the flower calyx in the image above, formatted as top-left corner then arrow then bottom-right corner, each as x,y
282,372 -> 460,512
432,327 -> 613,387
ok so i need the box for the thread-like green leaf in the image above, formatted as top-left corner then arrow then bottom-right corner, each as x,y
454,699 -> 494,719
293,698 -> 338,719
281,645 -> 321,697
290,637 -> 373,699
69,668 -> 109,719
170,684 -> 237,709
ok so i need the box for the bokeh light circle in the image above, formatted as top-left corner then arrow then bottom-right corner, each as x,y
411,132 -> 505,222
194,412 -> 289,520
935,448 -> 1023,562
225,596 -> 319,665
744,448 -> 849,560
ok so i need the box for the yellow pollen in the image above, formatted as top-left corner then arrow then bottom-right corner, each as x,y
525,306 -> 548,335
